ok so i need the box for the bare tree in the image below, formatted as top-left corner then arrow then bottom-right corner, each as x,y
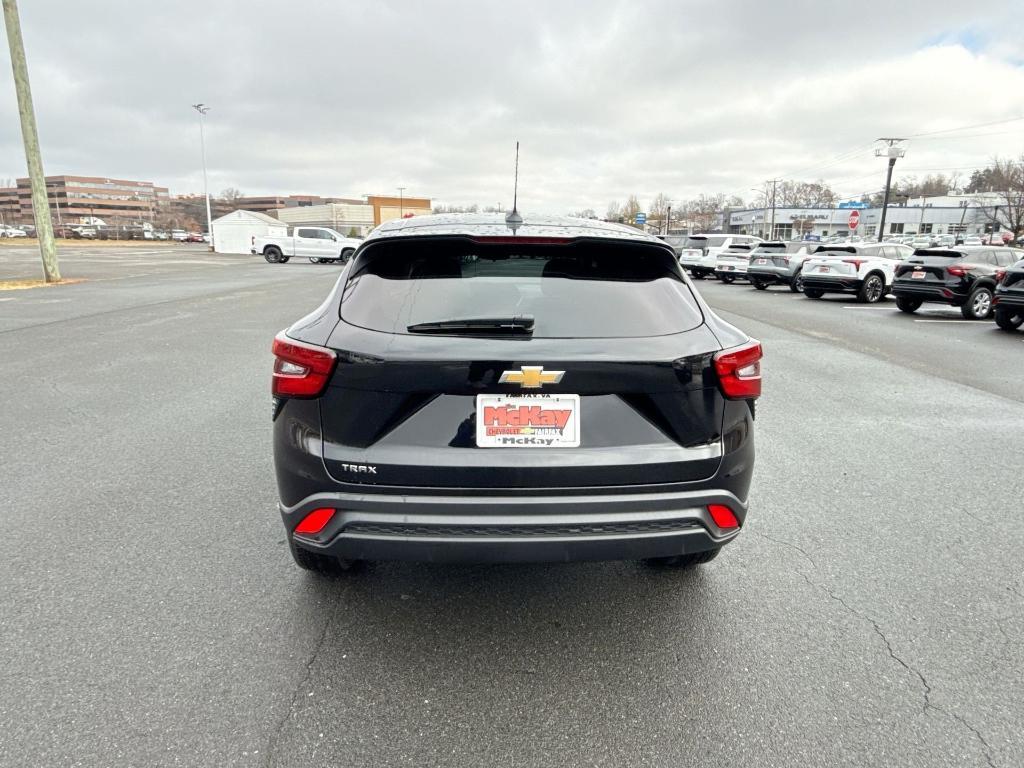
605,201 -> 622,222
219,187 -> 244,211
649,192 -> 669,224
971,157 -> 1024,239
569,208 -> 597,219
621,195 -> 642,227
682,193 -> 727,232
776,180 -> 837,208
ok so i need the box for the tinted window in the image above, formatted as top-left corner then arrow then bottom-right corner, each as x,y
341,239 -> 703,338
296,228 -> 317,238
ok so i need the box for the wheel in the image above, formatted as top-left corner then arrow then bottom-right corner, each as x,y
960,286 -> 993,319
719,274 -> 735,284
690,270 -> 704,280
644,547 -> 721,568
857,273 -> 885,303
994,305 -> 1024,331
341,248 -> 355,262
751,278 -> 768,290
896,296 -> 922,314
289,539 -> 359,575
264,246 -> 283,263
280,256 -> 290,263
789,270 -> 804,293
803,288 -> 825,299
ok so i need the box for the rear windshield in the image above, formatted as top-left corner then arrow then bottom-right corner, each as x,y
914,249 -> 965,258
340,238 -> 703,338
685,236 -> 727,249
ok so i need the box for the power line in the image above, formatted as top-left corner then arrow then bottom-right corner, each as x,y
908,115 -> 1024,138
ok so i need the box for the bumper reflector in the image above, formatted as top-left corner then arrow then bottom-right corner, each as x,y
707,504 -> 740,530
295,507 -> 336,535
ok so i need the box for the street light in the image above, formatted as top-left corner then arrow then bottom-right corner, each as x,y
874,138 -> 906,242
192,103 -> 214,250
397,186 -> 405,218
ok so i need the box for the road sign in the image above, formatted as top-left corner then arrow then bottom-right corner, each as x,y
635,212 -> 647,225
848,210 -> 860,230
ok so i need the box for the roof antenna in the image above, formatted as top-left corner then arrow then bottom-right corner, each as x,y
505,141 -> 523,232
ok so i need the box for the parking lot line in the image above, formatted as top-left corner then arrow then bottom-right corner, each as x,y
913,319 -> 980,323
841,306 -> 892,310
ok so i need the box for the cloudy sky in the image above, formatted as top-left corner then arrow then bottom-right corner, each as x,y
1,0 -> 1022,213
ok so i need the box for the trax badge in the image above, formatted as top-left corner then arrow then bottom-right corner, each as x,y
498,365 -> 565,389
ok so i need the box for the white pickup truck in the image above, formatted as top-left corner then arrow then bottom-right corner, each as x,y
253,226 -> 362,264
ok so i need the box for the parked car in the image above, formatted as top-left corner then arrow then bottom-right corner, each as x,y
0,226 -> 27,238
170,229 -> 189,242
678,234 -> 763,279
993,256 -> 1024,331
253,226 -> 362,264
272,213 -> 761,572
892,246 -> 1024,319
72,226 -> 97,239
935,234 -> 956,248
910,235 -> 936,249
747,241 -> 816,292
714,243 -> 758,282
185,232 -> 205,243
801,242 -> 914,303
152,230 -> 169,240
658,234 -> 688,256
962,236 -> 984,246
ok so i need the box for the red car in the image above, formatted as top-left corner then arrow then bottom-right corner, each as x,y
185,232 -> 205,243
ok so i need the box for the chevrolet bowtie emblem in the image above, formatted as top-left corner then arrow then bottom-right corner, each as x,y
499,366 -> 565,389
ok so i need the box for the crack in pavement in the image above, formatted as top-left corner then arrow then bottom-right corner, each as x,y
751,528 -> 998,767
264,606 -> 335,768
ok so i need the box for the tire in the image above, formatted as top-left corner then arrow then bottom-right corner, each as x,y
289,539 -> 359,576
644,547 -> 721,569
790,270 -> 804,293
960,286 -> 993,319
264,246 -> 283,264
341,248 -> 355,262
896,296 -> 922,314
280,256 -> 290,263
690,270 -> 704,280
857,273 -> 886,304
994,305 -> 1024,331
751,278 -> 768,291
719,274 -> 735,284
803,288 -> 825,299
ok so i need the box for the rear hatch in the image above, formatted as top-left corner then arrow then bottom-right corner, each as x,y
803,246 -> 860,277
716,245 -> 754,272
319,236 -> 728,489
748,243 -> 789,269
894,249 -> 965,283
679,235 -> 727,265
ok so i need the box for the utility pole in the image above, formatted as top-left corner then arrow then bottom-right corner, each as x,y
397,186 -> 405,218
665,204 -> 671,235
192,103 -> 214,250
875,138 -> 906,242
3,0 -> 59,281
767,179 -> 780,240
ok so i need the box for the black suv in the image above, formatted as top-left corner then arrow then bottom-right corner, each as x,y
272,214 -> 761,573
994,256 -> 1024,331
892,246 -> 1024,319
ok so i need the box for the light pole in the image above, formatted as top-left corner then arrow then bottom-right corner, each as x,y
397,186 -> 405,218
875,138 -> 906,242
192,103 -> 214,250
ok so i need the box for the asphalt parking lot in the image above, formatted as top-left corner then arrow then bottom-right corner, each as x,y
1,245 -> 1022,767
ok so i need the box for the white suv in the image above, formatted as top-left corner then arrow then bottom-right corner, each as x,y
801,242 -> 914,303
679,234 -> 763,279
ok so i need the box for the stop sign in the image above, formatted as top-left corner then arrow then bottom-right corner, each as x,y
848,210 -> 860,230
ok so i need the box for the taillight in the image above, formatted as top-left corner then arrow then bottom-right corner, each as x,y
947,264 -> 975,277
995,268 -> 1007,284
843,259 -> 864,269
272,332 -> 337,398
294,507 -> 335,535
708,504 -> 740,530
713,339 -> 762,400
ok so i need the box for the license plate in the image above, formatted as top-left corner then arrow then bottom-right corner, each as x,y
818,265 -> 830,273
912,270 -> 926,279
755,258 -> 768,265
476,394 -> 580,448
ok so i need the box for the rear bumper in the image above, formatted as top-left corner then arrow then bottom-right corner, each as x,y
993,291 -> 1024,308
282,488 -> 745,563
801,275 -> 862,293
892,282 -> 964,304
746,266 -> 791,283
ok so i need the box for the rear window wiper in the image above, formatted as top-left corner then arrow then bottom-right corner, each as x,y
406,315 -> 535,335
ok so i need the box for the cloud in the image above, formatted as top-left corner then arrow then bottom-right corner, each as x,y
0,0 -> 1021,212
